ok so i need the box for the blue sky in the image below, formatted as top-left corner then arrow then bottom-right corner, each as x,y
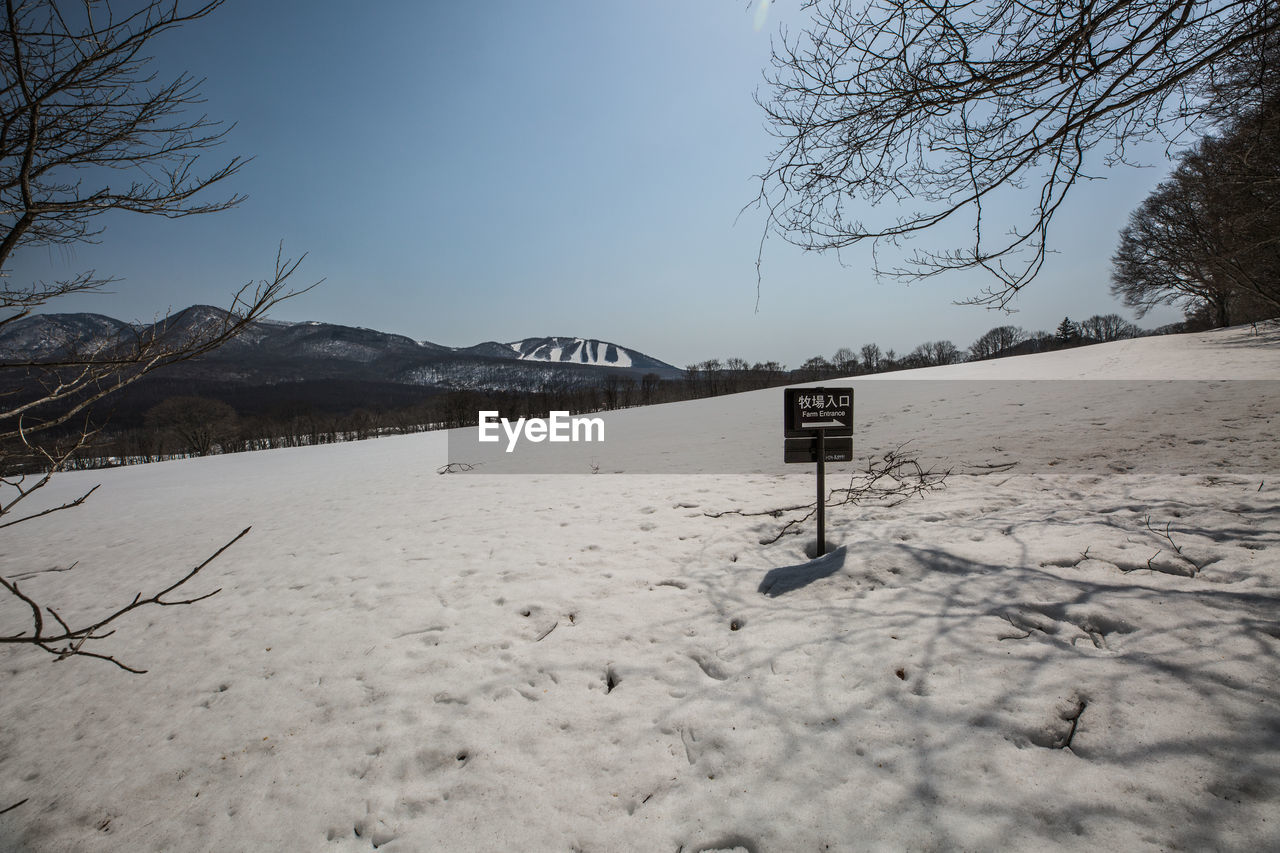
12,0 -> 1184,368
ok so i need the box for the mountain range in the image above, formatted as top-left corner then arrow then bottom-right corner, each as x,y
0,305 -> 683,420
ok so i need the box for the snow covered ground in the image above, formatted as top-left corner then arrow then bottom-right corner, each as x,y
1,325 -> 1278,852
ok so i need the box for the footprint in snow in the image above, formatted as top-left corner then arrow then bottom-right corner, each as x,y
689,651 -> 729,681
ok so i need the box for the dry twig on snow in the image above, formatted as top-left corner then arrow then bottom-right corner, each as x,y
705,445 -> 948,545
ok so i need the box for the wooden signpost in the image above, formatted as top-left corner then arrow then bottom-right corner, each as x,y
784,387 -> 853,557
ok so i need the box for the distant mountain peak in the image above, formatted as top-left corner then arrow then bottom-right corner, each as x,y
0,308 -> 683,390
505,336 -> 675,371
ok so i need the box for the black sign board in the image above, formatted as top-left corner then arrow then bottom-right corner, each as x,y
788,387 -> 853,432
783,386 -> 854,559
784,387 -> 854,442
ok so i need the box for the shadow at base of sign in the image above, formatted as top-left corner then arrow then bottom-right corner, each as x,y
758,546 -> 846,597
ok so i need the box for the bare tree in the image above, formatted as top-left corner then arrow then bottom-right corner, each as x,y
144,395 -> 238,456
969,325 -> 1026,360
1080,314 -> 1139,342
1111,167 -> 1238,326
724,356 -> 750,392
797,355 -> 833,381
1181,101 -> 1280,316
859,342 -> 881,372
756,0 -> 1280,308
639,372 -> 660,404
0,1 -> 313,670
750,360 -> 788,385
908,340 -> 963,367
932,340 -> 964,365
1108,26 -> 1279,326
831,346 -> 857,375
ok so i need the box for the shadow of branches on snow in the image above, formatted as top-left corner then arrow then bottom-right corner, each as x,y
660,486 -> 1280,851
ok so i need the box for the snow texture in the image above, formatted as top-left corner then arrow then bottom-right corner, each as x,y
0,324 -> 1278,852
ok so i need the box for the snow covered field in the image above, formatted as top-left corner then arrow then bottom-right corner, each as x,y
2,325 -> 1278,852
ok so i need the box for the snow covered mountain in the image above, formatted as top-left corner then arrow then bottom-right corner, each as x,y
504,336 -> 675,371
2,324 -> 1278,852
0,311 -> 136,361
0,306 -> 682,391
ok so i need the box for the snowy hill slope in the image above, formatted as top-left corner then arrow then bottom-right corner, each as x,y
0,324 -> 1277,852
453,325 -> 1280,475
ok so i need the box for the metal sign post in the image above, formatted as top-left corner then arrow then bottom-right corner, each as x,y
815,428 -> 826,554
784,387 -> 853,558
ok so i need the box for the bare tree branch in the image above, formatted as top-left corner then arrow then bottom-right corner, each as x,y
0,480 -> 97,528
0,797 -> 27,815
755,0 -> 1280,307
0,2 -> 317,675
0,526 -> 248,672
0,245 -> 316,458
707,445 -> 948,544
0,0 -> 240,261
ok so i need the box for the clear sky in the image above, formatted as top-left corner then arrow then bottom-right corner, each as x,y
12,0 -> 1185,368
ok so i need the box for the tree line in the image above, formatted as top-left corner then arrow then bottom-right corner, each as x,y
703,312 -> 1144,391
17,309 -> 1155,470
15,383 -> 614,472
